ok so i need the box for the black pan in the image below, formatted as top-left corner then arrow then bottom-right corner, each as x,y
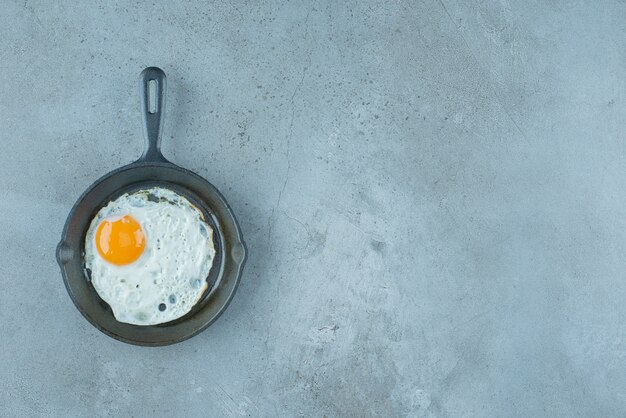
56,67 -> 247,346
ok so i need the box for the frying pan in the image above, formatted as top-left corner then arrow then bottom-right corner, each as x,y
56,67 -> 247,346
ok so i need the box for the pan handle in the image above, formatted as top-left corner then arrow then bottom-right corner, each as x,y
139,67 -> 168,162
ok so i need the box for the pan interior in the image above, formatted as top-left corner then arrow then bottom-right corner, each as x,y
82,180 -> 224,327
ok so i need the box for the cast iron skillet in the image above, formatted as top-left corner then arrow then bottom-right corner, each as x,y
57,67 -> 247,346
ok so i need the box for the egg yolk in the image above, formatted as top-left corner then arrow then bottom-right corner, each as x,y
95,215 -> 145,265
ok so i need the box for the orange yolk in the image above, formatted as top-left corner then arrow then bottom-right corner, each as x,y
95,215 -> 145,265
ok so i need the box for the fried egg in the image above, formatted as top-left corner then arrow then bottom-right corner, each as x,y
84,187 -> 216,326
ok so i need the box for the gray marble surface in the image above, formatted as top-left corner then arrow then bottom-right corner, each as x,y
1,1 -> 625,416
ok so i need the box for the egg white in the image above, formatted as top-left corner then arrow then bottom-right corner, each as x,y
84,187 -> 216,326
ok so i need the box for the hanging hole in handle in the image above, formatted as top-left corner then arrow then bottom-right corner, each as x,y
148,79 -> 157,114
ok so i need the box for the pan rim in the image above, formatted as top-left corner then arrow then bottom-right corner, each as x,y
57,160 -> 247,346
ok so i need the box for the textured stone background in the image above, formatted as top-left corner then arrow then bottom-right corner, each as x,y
1,0 -> 625,416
